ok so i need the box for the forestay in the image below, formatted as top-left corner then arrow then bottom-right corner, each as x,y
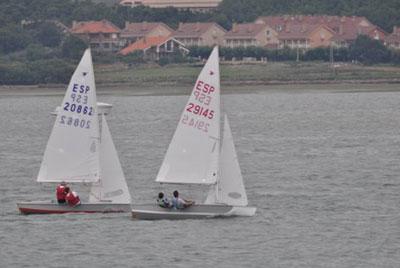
156,47 -> 220,185
89,115 -> 131,204
37,49 -> 100,183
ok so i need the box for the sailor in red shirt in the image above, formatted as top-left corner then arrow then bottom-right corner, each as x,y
65,187 -> 81,207
56,182 -> 67,204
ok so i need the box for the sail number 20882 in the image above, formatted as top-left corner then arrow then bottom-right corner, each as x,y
60,115 -> 91,129
63,102 -> 93,116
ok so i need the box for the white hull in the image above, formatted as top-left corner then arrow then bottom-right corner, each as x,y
17,200 -> 131,215
131,204 -> 256,220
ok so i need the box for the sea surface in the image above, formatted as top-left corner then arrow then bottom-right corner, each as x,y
1,85 -> 400,267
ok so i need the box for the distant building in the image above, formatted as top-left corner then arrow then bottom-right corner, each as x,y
173,22 -> 226,47
121,22 -> 174,45
118,36 -> 189,60
89,0 -> 120,6
70,20 -> 124,52
255,15 -> 386,48
119,0 -> 222,11
385,26 -> 400,49
224,23 -> 279,48
277,23 -> 335,49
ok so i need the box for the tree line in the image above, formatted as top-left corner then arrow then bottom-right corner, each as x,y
189,36 -> 400,65
1,0 -> 400,32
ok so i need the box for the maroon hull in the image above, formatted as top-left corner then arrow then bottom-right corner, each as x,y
17,201 -> 131,215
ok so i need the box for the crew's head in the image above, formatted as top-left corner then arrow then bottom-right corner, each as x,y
64,186 -> 70,193
173,190 -> 179,197
61,181 -> 67,186
158,192 -> 164,199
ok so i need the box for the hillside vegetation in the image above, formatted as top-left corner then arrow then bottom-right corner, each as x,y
1,0 -> 400,85
1,0 -> 399,31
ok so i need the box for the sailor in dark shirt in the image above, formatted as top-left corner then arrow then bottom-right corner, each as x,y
157,192 -> 171,208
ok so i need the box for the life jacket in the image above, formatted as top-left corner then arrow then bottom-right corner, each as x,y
66,191 -> 81,207
157,197 -> 170,208
56,185 -> 66,200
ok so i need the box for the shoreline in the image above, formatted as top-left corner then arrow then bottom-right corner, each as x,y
1,79 -> 400,97
2,61 -> 400,96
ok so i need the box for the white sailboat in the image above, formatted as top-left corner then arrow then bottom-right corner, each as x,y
17,49 -> 131,214
131,47 -> 256,220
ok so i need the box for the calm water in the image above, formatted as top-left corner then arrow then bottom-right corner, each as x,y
1,86 -> 400,267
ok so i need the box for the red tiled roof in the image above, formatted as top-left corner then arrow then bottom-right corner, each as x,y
256,15 -> 372,31
256,15 -> 386,42
71,20 -> 120,34
225,23 -> 269,38
121,22 -> 174,36
119,36 -> 171,55
332,25 -> 386,42
173,22 -> 226,37
278,24 -> 334,40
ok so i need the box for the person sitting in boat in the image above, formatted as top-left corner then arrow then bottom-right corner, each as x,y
56,182 -> 68,204
65,187 -> 81,207
171,190 -> 194,209
157,192 -> 171,208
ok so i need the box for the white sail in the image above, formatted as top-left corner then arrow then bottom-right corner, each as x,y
156,47 -> 220,185
89,115 -> 131,204
216,115 -> 248,206
37,49 -> 100,183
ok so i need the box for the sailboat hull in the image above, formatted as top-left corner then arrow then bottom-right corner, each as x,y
131,204 -> 256,220
17,201 -> 131,215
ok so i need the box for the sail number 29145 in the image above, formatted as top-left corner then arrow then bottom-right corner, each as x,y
181,114 -> 209,133
186,103 -> 214,119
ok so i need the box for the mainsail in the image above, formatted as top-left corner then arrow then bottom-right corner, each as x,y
89,115 -> 131,203
156,47 -> 220,185
37,49 -> 100,183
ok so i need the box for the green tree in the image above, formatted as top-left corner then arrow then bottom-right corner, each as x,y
35,22 -> 63,47
61,35 -> 87,60
349,35 -> 391,64
26,44 -> 50,61
390,49 -> 400,65
218,0 -> 259,23
188,46 -> 213,59
0,63 -> 33,84
118,50 -> 145,65
0,24 -> 31,54
28,59 -> 73,83
304,47 -> 330,61
220,47 -> 234,60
